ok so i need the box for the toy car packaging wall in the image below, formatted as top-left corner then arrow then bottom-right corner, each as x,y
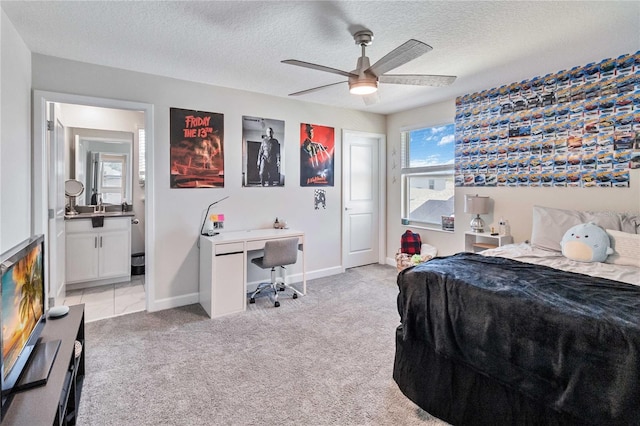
454,51 -> 639,189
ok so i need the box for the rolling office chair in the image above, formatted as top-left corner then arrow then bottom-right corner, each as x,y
249,237 -> 302,307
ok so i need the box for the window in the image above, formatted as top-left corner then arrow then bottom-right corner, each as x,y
401,123 -> 455,227
138,128 -> 146,185
97,153 -> 127,204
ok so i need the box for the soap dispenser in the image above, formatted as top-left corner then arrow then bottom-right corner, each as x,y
274,217 -> 280,229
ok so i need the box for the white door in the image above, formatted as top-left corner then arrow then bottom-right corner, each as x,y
342,131 -> 384,268
48,103 -> 66,305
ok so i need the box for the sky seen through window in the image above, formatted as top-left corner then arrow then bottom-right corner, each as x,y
409,124 -> 455,167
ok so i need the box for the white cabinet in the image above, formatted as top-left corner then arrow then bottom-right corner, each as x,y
465,232 -> 513,253
199,240 -> 246,318
66,217 -> 131,287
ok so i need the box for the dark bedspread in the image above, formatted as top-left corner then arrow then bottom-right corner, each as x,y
395,253 -> 640,425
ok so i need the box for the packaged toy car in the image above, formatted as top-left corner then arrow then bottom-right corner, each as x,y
569,66 -> 585,86
599,97 -> 615,114
615,53 -> 634,76
581,152 -> 598,170
599,58 -> 616,79
598,115 -> 615,134
517,173 -> 529,186
597,135 -> 614,150
553,172 -> 567,187
567,171 -> 581,187
613,134 -> 633,151
554,155 -> 568,171
615,95 -> 633,114
584,100 -> 600,118
596,170 -> 612,187
612,170 -> 630,187
582,171 -> 597,187
614,112 -> 633,131
543,73 -> 557,93
583,62 -> 600,82
556,70 -> 571,89
553,138 -> 569,154
613,150 -> 631,169
581,134 -> 597,152
528,173 -> 541,187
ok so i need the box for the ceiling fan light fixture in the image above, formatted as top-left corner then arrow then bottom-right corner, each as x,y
349,80 -> 378,95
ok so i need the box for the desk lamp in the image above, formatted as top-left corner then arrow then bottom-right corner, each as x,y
200,196 -> 229,236
464,194 -> 490,233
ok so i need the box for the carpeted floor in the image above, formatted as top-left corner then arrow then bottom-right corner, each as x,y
78,264 -> 448,425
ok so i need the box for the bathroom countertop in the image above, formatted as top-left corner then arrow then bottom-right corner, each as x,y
64,211 -> 135,220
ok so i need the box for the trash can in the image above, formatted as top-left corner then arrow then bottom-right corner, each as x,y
131,252 -> 145,275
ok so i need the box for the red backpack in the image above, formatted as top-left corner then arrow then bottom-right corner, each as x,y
400,230 -> 422,255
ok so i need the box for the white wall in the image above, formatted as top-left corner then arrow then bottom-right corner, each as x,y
0,10 -> 31,252
31,54 -> 386,309
386,100 -> 640,259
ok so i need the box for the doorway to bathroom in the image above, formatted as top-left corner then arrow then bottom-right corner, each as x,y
33,91 -> 154,322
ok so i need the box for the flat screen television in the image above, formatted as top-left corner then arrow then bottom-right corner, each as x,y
0,235 -> 47,401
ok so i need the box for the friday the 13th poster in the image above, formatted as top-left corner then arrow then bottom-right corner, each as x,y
170,107 -> 224,188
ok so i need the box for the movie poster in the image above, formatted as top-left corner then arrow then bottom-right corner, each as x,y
300,123 -> 334,186
242,116 -> 285,187
170,107 -> 224,188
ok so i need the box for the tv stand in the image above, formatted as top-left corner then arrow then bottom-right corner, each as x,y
2,304 -> 85,425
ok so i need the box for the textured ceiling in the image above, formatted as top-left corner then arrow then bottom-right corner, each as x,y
2,1 -> 638,115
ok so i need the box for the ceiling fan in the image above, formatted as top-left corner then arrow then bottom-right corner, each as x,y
282,29 -> 456,104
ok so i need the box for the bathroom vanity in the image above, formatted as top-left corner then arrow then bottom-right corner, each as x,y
65,212 -> 134,289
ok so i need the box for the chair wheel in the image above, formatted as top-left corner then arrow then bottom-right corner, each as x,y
249,298 -> 255,304
292,293 -> 298,299
274,301 -> 280,307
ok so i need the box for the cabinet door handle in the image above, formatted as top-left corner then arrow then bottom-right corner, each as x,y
100,236 -> 102,248
95,236 -> 97,248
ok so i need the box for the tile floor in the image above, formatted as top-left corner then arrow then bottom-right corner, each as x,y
63,275 -> 146,323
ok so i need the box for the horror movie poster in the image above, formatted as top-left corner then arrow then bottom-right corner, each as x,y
242,116 -> 285,187
299,123 -> 334,186
170,107 -> 224,188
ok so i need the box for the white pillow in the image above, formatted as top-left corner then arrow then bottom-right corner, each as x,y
605,229 -> 640,268
531,205 -> 634,252
531,206 -> 584,251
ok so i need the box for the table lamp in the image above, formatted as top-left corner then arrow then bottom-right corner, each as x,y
464,194 -> 490,233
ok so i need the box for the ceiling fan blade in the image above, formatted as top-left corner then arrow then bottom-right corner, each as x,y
362,92 -> 379,106
282,60 -> 357,78
379,74 -> 456,87
366,39 -> 433,77
288,81 -> 347,96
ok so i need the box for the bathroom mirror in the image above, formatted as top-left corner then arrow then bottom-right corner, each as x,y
74,135 -> 133,206
65,179 -> 84,215
64,179 -> 84,197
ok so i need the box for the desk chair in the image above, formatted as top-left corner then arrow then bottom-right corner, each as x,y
249,237 -> 302,307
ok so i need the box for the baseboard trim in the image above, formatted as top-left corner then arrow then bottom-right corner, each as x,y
150,266 -> 345,312
246,266 -> 343,294
148,292 -> 199,312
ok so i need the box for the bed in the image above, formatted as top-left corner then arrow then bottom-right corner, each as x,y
393,206 -> 640,426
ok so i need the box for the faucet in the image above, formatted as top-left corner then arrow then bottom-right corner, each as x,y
94,193 -> 105,213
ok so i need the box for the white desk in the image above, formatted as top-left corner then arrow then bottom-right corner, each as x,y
199,228 -> 305,318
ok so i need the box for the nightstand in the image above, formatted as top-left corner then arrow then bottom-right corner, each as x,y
465,232 -> 513,253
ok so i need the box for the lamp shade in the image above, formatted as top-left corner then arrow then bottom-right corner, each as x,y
464,195 -> 490,215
